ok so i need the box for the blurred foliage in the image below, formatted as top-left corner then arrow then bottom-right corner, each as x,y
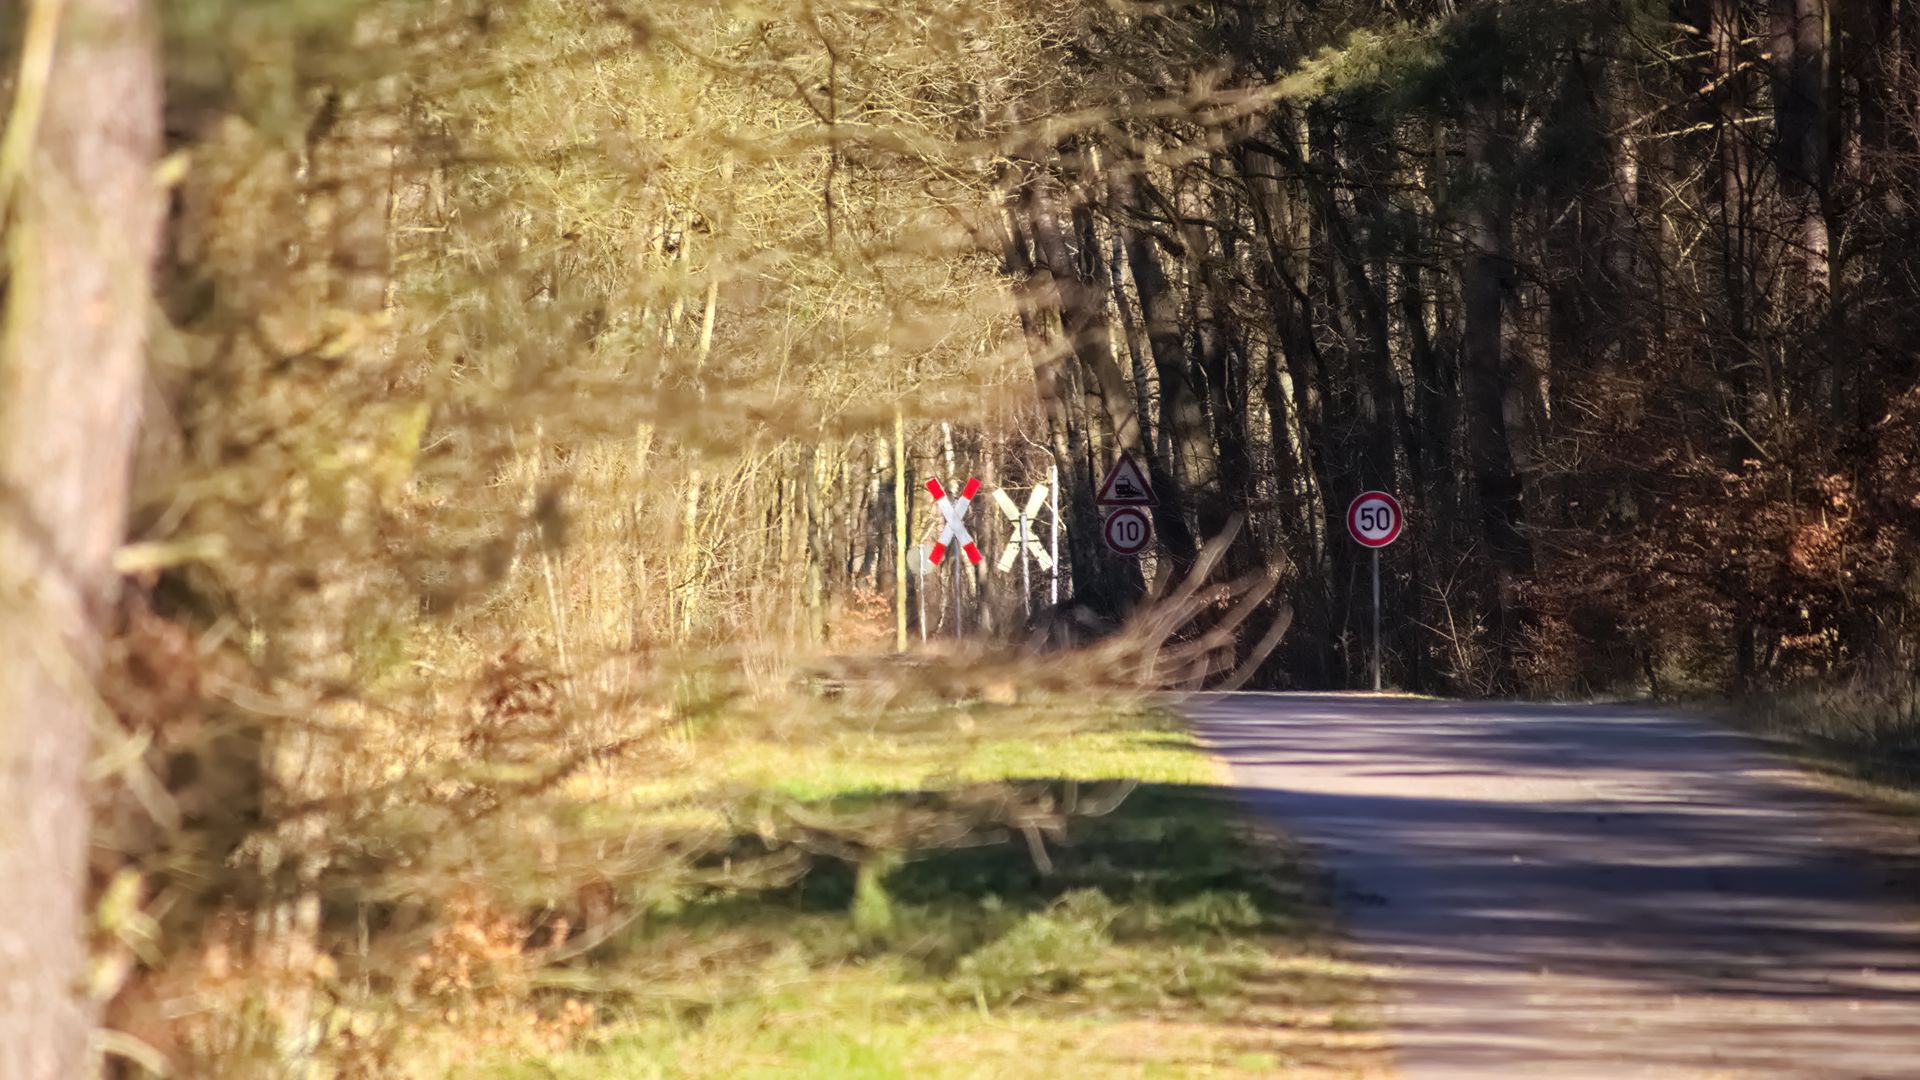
87,0 -> 1118,1073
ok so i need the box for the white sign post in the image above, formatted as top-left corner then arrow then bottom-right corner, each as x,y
1346,490 -> 1404,692
993,485 -> 1053,615
910,543 -> 934,642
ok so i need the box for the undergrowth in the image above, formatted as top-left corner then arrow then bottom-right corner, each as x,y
1724,671 -> 1920,798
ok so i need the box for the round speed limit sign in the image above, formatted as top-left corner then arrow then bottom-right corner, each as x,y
1346,491 -> 1404,548
1102,506 -> 1153,556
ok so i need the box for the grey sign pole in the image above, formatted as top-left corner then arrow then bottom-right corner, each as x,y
1348,490 -> 1402,693
1048,463 -> 1060,606
1019,516 -> 1032,616
951,549 -> 964,637
916,547 -> 928,643
1372,547 -> 1382,692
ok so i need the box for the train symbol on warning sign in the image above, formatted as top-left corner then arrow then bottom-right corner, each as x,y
1095,452 -> 1157,507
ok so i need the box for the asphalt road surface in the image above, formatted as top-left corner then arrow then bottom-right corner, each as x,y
1190,693 -> 1920,1080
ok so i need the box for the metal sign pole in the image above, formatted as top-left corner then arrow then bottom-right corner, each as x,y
1347,490 -> 1402,694
1372,547 -> 1382,692
951,548 -> 964,636
1020,517 -> 1032,617
1048,463 -> 1060,606
917,554 -> 927,643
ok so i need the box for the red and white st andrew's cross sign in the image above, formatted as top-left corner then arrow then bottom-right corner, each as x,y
925,476 -> 984,566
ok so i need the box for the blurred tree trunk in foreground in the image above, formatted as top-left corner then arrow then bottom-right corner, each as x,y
0,0 -> 164,1074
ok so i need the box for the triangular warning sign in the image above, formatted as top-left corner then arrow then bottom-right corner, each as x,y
1096,451 -> 1157,506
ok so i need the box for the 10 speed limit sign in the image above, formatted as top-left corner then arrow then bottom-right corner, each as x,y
1103,506 -> 1153,556
1347,490 -> 1403,548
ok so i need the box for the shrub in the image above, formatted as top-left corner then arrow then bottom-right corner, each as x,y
951,889 -> 1117,1005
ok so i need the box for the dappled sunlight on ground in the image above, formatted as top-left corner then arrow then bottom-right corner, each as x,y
1194,693 -> 1920,1079
457,712 -> 1386,1079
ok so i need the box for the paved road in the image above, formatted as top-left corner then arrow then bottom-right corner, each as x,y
1189,693 -> 1920,1080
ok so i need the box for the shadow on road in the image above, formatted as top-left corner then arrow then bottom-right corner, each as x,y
1192,693 -> 1920,1079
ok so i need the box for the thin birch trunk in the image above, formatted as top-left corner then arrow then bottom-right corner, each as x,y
894,413 -> 908,651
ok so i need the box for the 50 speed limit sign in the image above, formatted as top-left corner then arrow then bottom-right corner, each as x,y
1346,490 -> 1403,548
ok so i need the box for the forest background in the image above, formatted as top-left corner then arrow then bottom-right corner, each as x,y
3,0 -> 1919,1075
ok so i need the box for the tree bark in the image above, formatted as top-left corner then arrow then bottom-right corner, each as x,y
893,412 -> 908,650
1301,121 -> 1401,495
1459,42 -> 1533,673
1023,165 -> 1147,611
1241,120 -> 1340,683
0,0 -> 164,1073
1113,172 -> 1207,570
1179,178 -> 1260,554
1771,0 -> 1831,285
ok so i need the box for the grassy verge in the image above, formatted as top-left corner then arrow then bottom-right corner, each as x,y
449,699 -> 1383,1079
1709,678 -> 1920,816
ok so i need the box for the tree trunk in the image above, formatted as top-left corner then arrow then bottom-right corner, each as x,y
1704,0 -> 1771,466
1180,178 -> 1261,555
893,412 -> 908,650
1241,121 -> 1340,683
1771,0 -> 1831,285
1107,234 -> 1156,449
1460,53 -> 1533,671
0,0 -> 164,1073
1302,122 -> 1400,495
1023,166 -> 1146,611
1113,172 -> 1206,570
